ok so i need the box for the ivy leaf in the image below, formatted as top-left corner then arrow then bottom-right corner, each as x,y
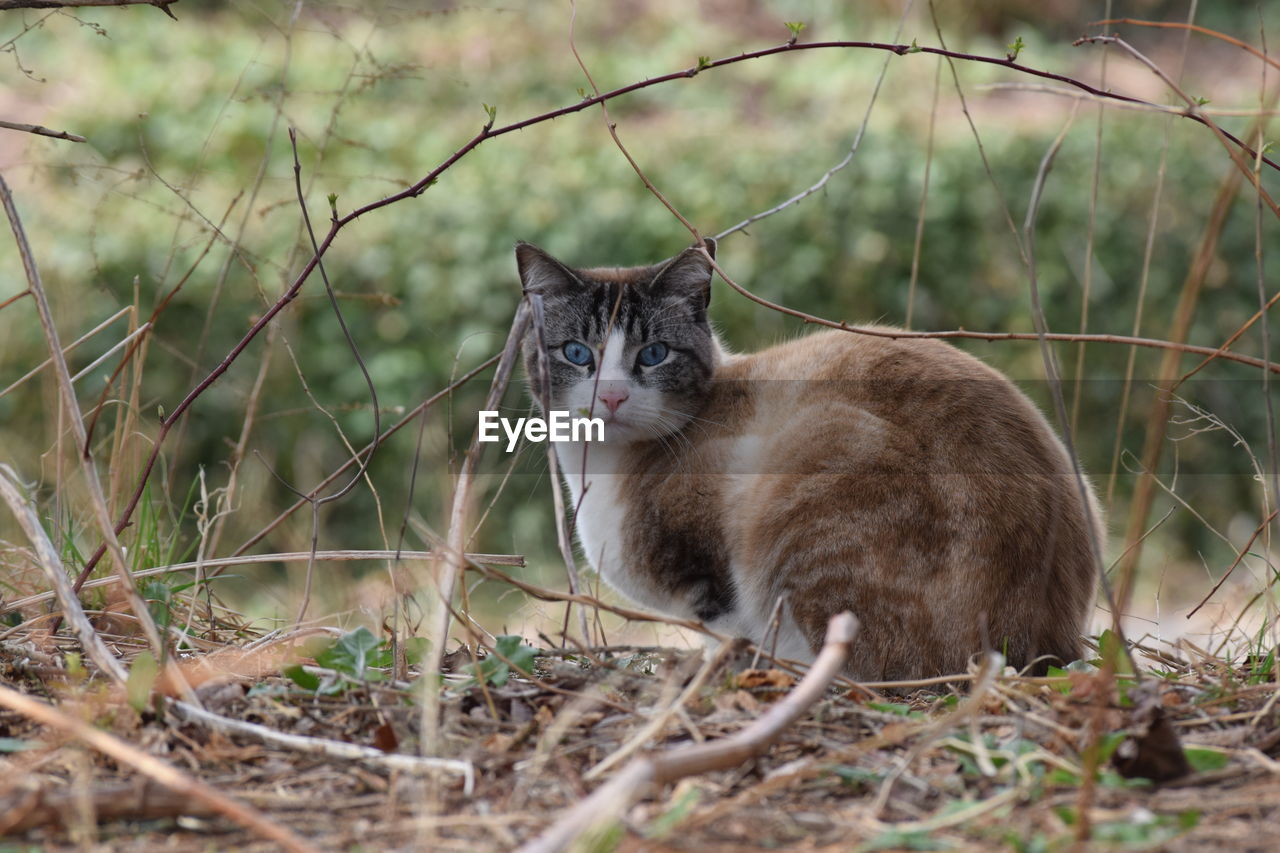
283,664 -> 320,691
316,626 -> 381,679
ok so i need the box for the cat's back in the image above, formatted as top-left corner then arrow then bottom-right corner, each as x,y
717,327 -> 1065,471
709,328 -> 1099,677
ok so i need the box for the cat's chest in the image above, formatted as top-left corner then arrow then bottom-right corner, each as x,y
555,444 -> 656,608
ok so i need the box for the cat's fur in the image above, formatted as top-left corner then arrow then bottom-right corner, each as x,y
517,239 -> 1100,680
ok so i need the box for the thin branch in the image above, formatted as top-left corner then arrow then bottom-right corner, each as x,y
168,700 -> 474,793
516,612 -> 857,853
231,353 -> 502,558
1076,35 -> 1280,220
0,465 -> 126,684
0,118 -> 85,142
716,1 -> 917,240
528,292 -> 591,643
0,685 -> 317,853
0,550 -> 524,614
421,304 -> 531,760
1096,18 -> 1280,72
282,127 -> 382,623
1186,509 -> 1279,618
0,304 -> 132,399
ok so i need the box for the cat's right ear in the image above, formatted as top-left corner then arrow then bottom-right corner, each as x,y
515,242 -> 581,296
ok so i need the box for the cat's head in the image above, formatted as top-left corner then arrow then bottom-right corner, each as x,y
516,239 -> 718,444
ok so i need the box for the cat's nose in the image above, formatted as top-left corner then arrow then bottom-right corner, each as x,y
598,389 -> 629,415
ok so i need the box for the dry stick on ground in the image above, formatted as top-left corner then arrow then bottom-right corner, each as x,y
0,685 -> 317,853
66,34 -> 1280,604
0,119 -> 85,142
0,465 -> 127,685
0,176 -> 198,705
167,700 -> 475,793
0,780 -> 218,835
583,636 -> 746,782
517,612 -> 858,853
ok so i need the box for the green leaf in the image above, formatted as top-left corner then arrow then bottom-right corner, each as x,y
784,21 -> 805,42
283,664 -> 320,691
831,765 -> 883,786
858,828 -> 949,851
643,785 -> 701,839
867,701 -> 913,716
126,651 -> 159,713
463,635 -> 538,687
1097,629 -> 1133,676
316,626 -> 381,679
1184,747 -> 1229,772
142,580 -> 172,631
404,636 -> 430,665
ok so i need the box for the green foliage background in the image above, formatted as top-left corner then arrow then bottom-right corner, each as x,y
1,0 -> 1278,628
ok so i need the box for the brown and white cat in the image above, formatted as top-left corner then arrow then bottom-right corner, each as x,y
516,239 -> 1100,680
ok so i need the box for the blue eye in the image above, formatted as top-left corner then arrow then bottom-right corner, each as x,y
637,342 -> 669,367
562,341 -> 593,366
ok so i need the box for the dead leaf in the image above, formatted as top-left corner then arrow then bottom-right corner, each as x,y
736,669 -> 795,692
372,722 -> 398,753
1112,697 -> 1191,783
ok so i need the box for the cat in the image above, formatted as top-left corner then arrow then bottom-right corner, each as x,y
516,238 -> 1101,680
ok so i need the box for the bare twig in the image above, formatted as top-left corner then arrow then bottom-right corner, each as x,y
1076,35 -> 1280,219
0,465 -> 126,684
231,352 -> 502,558
516,612 -> 857,853
0,686 -> 316,853
528,292 -> 591,644
0,550 -> 525,614
420,304 -> 531,761
282,127 -> 382,624
1187,510 -> 1280,619
584,637 -> 744,781
1096,18 -> 1280,72
0,305 -> 132,399
168,700 -> 475,793
0,119 -> 85,142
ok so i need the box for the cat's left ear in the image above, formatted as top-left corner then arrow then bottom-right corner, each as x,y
515,242 -> 581,296
652,237 -> 716,308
